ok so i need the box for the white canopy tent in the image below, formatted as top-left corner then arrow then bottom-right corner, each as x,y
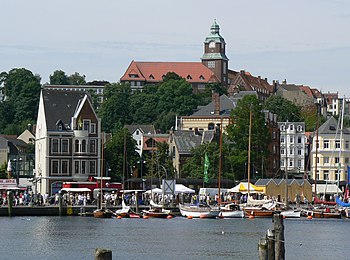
312,184 -> 342,195
145,184 -> 195,194
227,182 -> 261,194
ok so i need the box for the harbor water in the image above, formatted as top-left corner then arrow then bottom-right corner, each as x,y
0,216 -> 348,260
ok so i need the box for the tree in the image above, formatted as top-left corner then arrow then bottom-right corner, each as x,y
1,68 -> 41,131
264,95 -> 301,122
49,70 -> 69,85
68,72 -> 86,85
104,128 -> 139,182
226,95 -> 270,179
98,83 -> 132,132
0,162 -> 8,179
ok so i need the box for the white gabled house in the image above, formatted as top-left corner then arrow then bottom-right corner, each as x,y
35,89 -> 101,195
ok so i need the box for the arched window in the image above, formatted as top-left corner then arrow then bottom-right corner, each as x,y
208,123 -> 215,130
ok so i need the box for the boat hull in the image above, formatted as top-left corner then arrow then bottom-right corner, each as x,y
179,204 -> 220,218
280,210 -> 301,218
220,210 -> 245,218
244,207 -> 274,218
312,210 -> 342,219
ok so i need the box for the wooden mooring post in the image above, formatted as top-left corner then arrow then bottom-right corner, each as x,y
7,191 -> 13,217
259,213 -> 285,260
95,248 -> 112,260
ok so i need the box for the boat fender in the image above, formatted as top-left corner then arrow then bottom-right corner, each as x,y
187,215 -> 193,219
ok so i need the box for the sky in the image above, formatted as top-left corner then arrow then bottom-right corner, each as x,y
1,0 -> 349,96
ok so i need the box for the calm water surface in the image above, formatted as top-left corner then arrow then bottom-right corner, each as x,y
0,216 -> 348,260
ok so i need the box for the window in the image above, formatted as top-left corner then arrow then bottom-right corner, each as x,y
81,161 -> 86,174
91,123 -> 96,134
281,149 -> 285,155
281,136 -> 285,143
62,160 -> 69,175
324,171 -> 329,180
136,130 -> 140,135
273,145 -> 276,154
335,140 -> 340,149
52,139 -> 59,153
74,161 -> 79,174
280,125 -> 285,131
335,157 -> 340,164
89,140 -> 96,154
52,160 -> 59,175
272,131 -> 276,139
335,172 -> 340,181
208,123 -> 215,130
89,161 -> 96,174
83,120 -> 90,132
290,124 -> 294,131
281,159 -> 284,167
290,148 -> 293,155
289,160 -> 293,167
82,140 -> 86,153
208,61 -> 215,68
346,141 -> 349,149
297,149 -> 302,155
345,157 -> 349,164
324,140 -> 329,149
297,136 -> 302,144
324,157 -> 329,164
290,137 -> 294,143
62,139 -> 69,153
297,160 -> 302,167
75,140 -> 80,153
297,125 -> 303,132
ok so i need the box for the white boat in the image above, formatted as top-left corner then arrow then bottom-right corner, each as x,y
179,203 -> 220,218
219,203 -> 245,218
280,209 -> 301,218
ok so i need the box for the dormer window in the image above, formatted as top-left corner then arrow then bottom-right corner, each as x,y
149,74 -> 154,79
187,75 -> 192,80
199,75 -> 205,80
129,73 -> 139,78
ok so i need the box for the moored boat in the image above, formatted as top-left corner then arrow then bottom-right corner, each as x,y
243,207 -> 274,218
312,208 -> 342,219
179,203 -> 220,218
93,208 -> 114,218
219,203 -> 245,218
280,209 -> 301,218
142,208 -> 173,218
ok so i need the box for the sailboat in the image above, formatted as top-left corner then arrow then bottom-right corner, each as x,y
242,109 -> 274,218
94,133 -> 113,218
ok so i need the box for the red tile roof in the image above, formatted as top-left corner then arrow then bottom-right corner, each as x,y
120,61 -> 217,83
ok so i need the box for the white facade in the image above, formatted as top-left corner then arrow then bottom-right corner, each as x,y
279,122 -> 306,175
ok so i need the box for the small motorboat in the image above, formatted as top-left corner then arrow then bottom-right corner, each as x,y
311,208 -> 342,219
93,209 -> 114,218
243,207 -> 274,218
219,203 -> 245,218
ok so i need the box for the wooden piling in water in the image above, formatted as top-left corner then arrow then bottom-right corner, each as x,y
258,238 -> 268,260
273,213 -> 285,260
95,248 -> 112,260
267,229 -> 275,260
7,191 -> 13,217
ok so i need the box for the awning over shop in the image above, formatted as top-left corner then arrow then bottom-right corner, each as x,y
312,184 -> 342,195
61,188 -> 91,192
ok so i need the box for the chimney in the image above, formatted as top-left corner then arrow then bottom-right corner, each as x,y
212,91 -> 220,115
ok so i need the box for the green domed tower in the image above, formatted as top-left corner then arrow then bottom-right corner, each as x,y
201,20 -> 229,88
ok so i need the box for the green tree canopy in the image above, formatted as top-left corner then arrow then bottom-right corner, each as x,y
98,83 -> 132,132
264,95 -> 301,122
226,95 -> 270,179
104,128 -> 139,182
49,70 -> 70,85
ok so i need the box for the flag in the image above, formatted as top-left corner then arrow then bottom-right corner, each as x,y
204,153 -> 210,183
347,165 -> 350,185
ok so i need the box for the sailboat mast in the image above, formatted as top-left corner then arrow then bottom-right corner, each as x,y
100,132 -> 104,209
285,121 -> 289,208
218,117 -> 223,206
314,110 -> 319,199
247,109 -> 252,196
337,97 -> 345,195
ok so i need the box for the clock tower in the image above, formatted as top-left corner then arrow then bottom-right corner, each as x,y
201,20 -> 229,88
